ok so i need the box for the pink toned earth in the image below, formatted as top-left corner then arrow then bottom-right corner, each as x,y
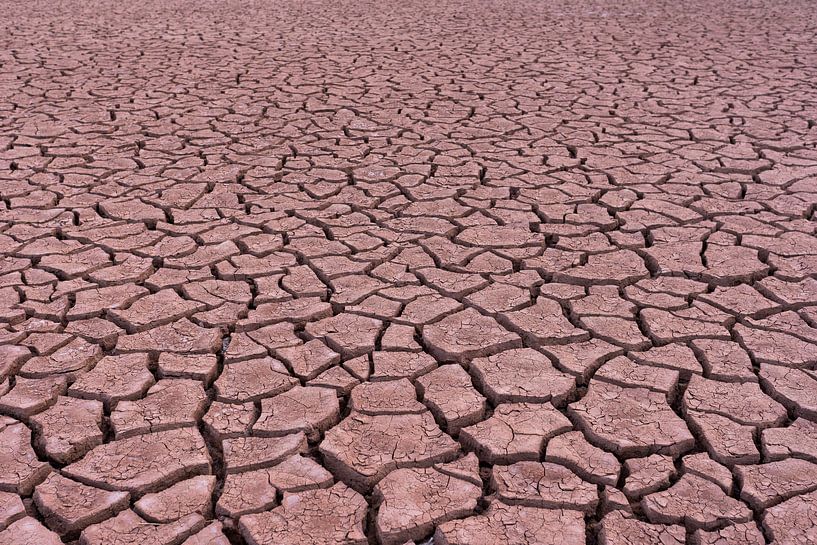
1,0 -> 817,543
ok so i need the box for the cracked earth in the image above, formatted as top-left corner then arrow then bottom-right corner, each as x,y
1,0 -> 816,543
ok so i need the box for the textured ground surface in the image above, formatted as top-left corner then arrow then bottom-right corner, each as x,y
1,0 -> 817,543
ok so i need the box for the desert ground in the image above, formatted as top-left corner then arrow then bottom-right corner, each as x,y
1,1 -> 817,544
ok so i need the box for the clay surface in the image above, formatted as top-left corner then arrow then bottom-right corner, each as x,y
1,0 -> 816,543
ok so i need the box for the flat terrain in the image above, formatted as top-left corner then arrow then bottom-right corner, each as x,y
1,1 -> 817,543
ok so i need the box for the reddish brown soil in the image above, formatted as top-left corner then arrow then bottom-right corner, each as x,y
1,1 -> 817,544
